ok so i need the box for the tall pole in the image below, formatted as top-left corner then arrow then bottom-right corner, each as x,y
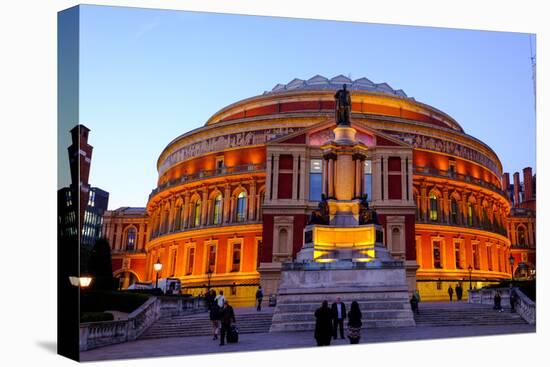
155,272 -> 159,289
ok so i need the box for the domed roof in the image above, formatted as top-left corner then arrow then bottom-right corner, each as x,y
264,74 -> 410,99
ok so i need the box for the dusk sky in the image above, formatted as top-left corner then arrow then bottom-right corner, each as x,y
78,5 -> 536,210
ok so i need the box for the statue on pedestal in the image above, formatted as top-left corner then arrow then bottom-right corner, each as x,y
334,84 -> 352,126
359,194 -> 379,225
308,194 -> 329,225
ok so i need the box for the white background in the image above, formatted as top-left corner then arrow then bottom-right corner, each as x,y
0,1 -> 547,366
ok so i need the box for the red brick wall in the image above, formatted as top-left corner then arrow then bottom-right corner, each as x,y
405,214 -> 416,261
388,175 -> 402,200
261,214 -> 274,262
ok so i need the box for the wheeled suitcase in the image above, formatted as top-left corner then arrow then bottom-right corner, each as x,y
227,325 -> 239,343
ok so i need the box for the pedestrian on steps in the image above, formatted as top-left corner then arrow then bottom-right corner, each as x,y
255,286 -> 264,311
493,291 -> 503,312
314,300 -> 334,346
219,300 -> 236,346
447,285 -> 454,302
209,290 -> 220,340
347,301 -> 362,344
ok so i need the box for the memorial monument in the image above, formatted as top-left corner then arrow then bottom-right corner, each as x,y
270,85 -> 415,332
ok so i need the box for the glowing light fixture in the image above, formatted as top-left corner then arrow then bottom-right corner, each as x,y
69,276 -> 93,288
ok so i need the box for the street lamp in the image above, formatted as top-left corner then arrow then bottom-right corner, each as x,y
153,258 -> 163,289
467,265 -> 473,290
206,267 -> 213,291
509,254 -> 515,284
69,276 -> 93,288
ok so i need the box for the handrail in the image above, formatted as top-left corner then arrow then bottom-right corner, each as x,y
468,287 -> 535,325
79,296 -> 207,351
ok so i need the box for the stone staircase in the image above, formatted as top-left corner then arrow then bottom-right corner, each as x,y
270,289 -> 415,332
140,308 -> 274,339
414,301 -> 527,327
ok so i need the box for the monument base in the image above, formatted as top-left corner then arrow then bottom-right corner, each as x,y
270,261 -> 416,332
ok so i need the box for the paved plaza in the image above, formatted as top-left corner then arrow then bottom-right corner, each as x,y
81,322 -> 535,361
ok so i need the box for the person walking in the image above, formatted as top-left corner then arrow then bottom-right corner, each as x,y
209,292 -> 221,340
255,286 -> 264,311
455,284 -> 463,301
347,301 -> 362,344
410,293 -> 419,315
219,300 -> 236,346
204,289 -> 214,311
314,300 -> 333,346
493,290 -> 503,312
214,290 -> 225,308
331,297 -> 347,339
447,285 -> 454,302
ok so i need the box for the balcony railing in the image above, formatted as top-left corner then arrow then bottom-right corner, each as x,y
149,163 -> 266,201
111,249 -> 146,255
150,220 -> 262,240
414,166 -> 505,196
416,216 -> 508,237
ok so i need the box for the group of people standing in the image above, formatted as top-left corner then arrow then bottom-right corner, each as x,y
447,284 -> 464,302
493,287 -> 518,313
314,298 -> 363,346
205,289 -> 236,346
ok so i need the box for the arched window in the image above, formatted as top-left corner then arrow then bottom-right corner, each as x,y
174,204 -> 183,231
429,193 -> 438,222
126,227 -> 136,251
467,202 -> 474,226
190,199 -> 201,228
212,194 -> 222,225
517,226 -> 526,246
236,191 -> 247,222
450,198 -> 459,224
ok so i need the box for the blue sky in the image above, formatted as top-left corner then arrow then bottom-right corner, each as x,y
77,5 -> 536,210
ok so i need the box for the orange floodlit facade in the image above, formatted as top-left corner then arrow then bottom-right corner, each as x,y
103,75 -> 535,304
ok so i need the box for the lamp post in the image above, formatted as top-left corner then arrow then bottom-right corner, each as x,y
509,254 -> 515,285
206,267 -> 213,291
468,265 -> 473,290
153,258 -> 163,290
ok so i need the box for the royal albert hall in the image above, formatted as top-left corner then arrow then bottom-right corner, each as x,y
104,75 -> 527,304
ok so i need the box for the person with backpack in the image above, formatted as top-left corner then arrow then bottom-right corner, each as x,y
255,286 -> 264,311
214,290 -> 225,308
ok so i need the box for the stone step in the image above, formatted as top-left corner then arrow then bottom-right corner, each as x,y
274,301 -> 409,313
272,310 -> 412,323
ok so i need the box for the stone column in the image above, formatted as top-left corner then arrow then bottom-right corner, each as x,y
420,183 -> 428,222
183,194 -> 190,229
442,188 -> 449,224
201,189 -> 208,226
223,184 -> 231,224
372,156 -> 381,202
354,158 -> 361,198
272,154 -> 280,200
266,154 -> 273,202
382,156 -> 388,201
527,221 -> 534,247
249,180 -> 257,221
322,158 -> 328,197
299,155 -> 306,201
401,155 -> 407,201
407,155 -> 413,202
292,155 -> 299,200
327,157 -> 334,198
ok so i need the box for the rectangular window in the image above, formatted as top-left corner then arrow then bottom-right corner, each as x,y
170,249 -> 177,276
309,159 -> 323,201
454,242 -> 462,269
487,245 -> 493,271
208,244 -> 216,272
433,241 -> 442,269
231,243 -> 241,272
186,247 -> 195,275
364,160 -> 372,201
473,243 -> 480,270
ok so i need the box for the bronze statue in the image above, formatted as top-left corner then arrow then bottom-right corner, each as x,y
334,84 -> 352,125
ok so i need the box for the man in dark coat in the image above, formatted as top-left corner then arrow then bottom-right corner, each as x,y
219,300 -> 236,346
331,297 -> 347,339
455,284 -> 463,301
447,285 -> 454,302
314,301 -> 333,346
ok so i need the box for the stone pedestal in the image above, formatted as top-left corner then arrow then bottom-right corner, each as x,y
270,261 -> 415,332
